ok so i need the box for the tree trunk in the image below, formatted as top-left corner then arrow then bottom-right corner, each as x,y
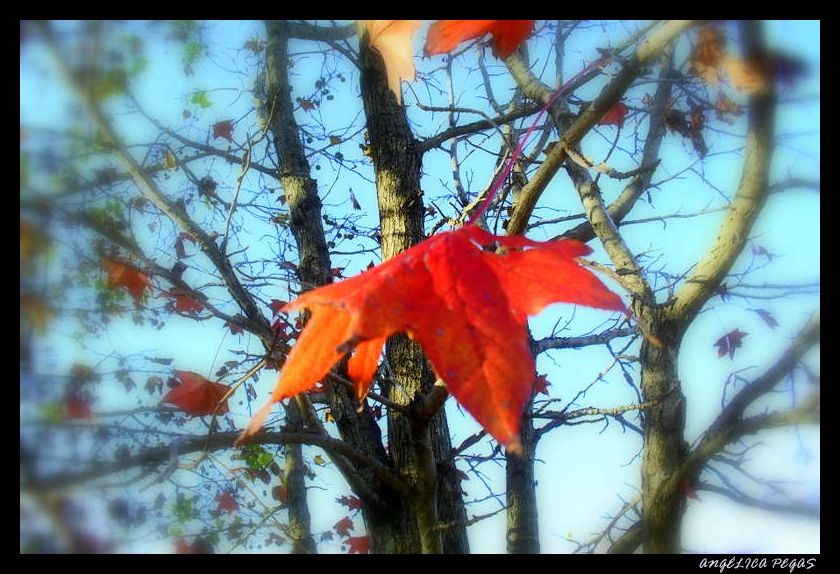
283,402 -> 317,554
263,20 -> 395,554
506,400 -> 539,553
358,30 -> 469,554
638,307 -> 688,553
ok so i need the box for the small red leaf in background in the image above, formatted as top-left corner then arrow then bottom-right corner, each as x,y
272,485 -> 289,504
337,495 -> 364,511
163,290 -> 204,314
102,259 -> 153,305
714,329 -> 748,359
533,374 -> 551,396
212,120 -> 234,141
346,535 -> 369,554
683,478 -> 701,501
238,226 -> 624,453
270,319 -> 288,339
598,102 -> 628,128
216,491 -> 239,513
226,319 -> 245,336
174,537 -> 214,554
162,370 -> 230,416
425,20 -> 534,59
174,539 -> 195,554
334,516 -> 354,537
64,397 -> 93,420
752,309 -> 779,330
269,299 -> 288,315
299,99 -> 316,112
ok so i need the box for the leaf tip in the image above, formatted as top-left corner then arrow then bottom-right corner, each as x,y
236,401 -> 274,446
505,439 -> 524,456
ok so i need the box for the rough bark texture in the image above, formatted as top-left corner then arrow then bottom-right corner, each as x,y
636,308 -> 688,553
358,31 -> 469,554
283,402 -> 317,554
263,21 -> 332,292
505,401 -> 539,553
263,21 -> 396,554
636,21 -> 776,553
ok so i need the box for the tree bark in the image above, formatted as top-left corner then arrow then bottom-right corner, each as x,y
637,308 -> 688,553
358,29 -> 469,554
505,400 -> 539,553
283,402 -> 317,554
263,20 -> 394,553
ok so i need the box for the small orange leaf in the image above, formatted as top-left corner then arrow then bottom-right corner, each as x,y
689,25 -> 726,85
598,102 -> 628,128
361,20 -> 422,104
102,258 -> 153,305
425,20 -> 534,59
162,370 -> 230,416
722,55 -> 768,95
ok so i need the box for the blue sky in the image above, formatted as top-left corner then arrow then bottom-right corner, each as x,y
20,20 -> 819,553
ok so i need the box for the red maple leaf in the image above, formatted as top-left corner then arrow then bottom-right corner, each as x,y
346,535 -> 369,554
212,120 -> 234,141
162,370 -> 230,416
238,226 -> 623,453
226,320 -> 245,335
334,516 -> 354,538
714,329 -> 748,359
163,290 -> 204,314
337,495 -> 364,511
533,374 -> 551,396
102,258 -> 152,305
215,491 -> 239,513
425,20 -> 534,59
64,396 -> 93,420
598,102 -> 628,128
